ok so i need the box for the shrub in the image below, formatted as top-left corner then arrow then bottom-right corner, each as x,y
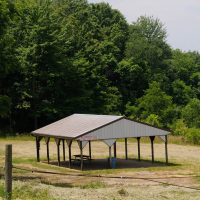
171,119 -> 188,136
185,128 -> 200,145
145,114 -> 162,127
182,98 -> 200,128
118,188 -> 128,196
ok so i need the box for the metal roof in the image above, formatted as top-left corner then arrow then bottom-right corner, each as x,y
32,114 -> 123,139
32,114 -> 170,140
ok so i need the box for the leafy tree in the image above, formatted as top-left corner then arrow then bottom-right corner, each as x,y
135,81 -> 174,126
145,114 -> 161,127
69,2 -> 128,114
121,16 -> 172,109
11,0 -> 91,130
190,72 -> 200,99
172,79 -> 195,105
0,0 -> 200,135
170,119 -> 188,136
125,16 -> 171,78
0,0 -> 17,131
182,98 -> 200,128
0,95 -> 11,118
169,50 -> 200,84
115,59 -> 146,108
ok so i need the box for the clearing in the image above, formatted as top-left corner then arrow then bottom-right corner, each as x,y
0,136 -> 200,200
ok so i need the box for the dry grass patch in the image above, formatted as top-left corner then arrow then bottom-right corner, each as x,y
0,136 -> 200,199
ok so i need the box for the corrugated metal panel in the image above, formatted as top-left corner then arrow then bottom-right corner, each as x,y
79,118 -> 170,141
32,114 -> 123,138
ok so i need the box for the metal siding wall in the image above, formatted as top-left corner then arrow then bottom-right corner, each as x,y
79,119 -> 169,141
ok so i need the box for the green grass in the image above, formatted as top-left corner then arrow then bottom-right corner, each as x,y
80,181 -> 106,189
0,181 -> 6,199
194,176 -> 200,183
0,134 -> 199,147
0,180 -> 56,200
118,188 -> 129,196
0,134 -> 34,141
117,135 -> 199,146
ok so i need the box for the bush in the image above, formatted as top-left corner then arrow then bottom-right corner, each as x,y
171,119 -> 188,136
145,114 -> 162,127
185,128 -> 200,145
182,98 -> 200,128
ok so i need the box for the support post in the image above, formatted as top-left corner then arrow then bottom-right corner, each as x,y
80,141 -> 83,170
45,137 -> 50,164
114,142 -> 117,158
165,135 -> 168,165
68,140 -> 72,168
55,138 -> 61,166
150,136 -> 155,163
125,138 -> 128,160
62,139 -> 65,161
89,141 -> 91,160
137,137 -> 141,161
36,136 -> 42,162
5,144 -> 12,200
109,146 -> 112,168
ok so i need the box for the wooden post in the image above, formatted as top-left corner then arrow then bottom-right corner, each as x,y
5,144 -> 12,200
89,141 -> 91,160
80,141 -> 83,170
114,142 -> 117,158
36,136 -> 42,162
55,138 -> 61,166
45,137 -> 50,164
165,135 -> 168,164
137,137 -> 141,161
109,146 -> 112,168
62,139 -> 65,161
68,140 -> 72,168
150,136 -> 155,163
125,138 -> 128,160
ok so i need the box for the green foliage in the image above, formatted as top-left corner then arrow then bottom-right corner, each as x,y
169,49 -> 200,83
0,0 -> 199,142
185,128 -> 200,145
0,181 -> 56,200
81,181 -> 106,189
172,80 -> 195,105
137,81 -> 174,125
125,102 -> 139,120
0,95 -> 11,118
182,98 -> 200,128
171,119 -> 188,136
145,114 -> 161,127
118,188 -> 129,196
125,16 -> 171,77
115,59 -> 146,104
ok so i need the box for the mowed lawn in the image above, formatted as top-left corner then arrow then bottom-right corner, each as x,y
0,136 -> 200,200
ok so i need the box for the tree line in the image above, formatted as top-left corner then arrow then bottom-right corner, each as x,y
0,0 -> 200,142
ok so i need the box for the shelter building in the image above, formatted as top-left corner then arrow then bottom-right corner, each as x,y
32,114 -> 170,170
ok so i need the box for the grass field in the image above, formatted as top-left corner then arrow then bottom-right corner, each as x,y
0,135 -> 200,200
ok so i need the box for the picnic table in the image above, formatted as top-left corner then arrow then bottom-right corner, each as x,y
71,154 -> 91,166
73,154 -> 91,161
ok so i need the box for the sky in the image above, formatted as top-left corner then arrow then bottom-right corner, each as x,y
88,0 -> 200,52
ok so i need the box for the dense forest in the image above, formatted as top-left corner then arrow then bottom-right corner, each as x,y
0,0 -> 200,143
